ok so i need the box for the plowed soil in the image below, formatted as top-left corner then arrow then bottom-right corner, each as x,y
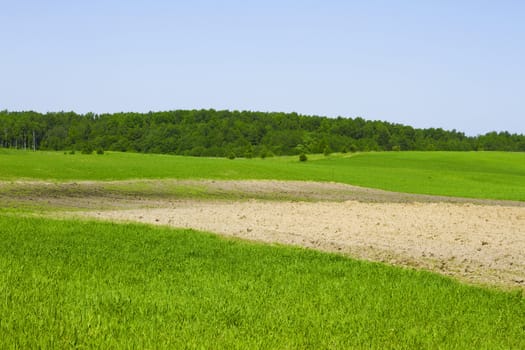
53,179 -> 525,290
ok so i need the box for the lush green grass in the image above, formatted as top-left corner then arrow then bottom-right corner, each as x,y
1,216 -> 524,349
1,149 -> 524,200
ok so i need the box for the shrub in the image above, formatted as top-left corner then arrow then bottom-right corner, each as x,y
227,152 -> 236,160
81,144 -> 94,154
96,149 -> 104,155
299,153 -> 308,162
323,146 -> 331,156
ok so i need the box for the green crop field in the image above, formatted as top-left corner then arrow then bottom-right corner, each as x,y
2,149 -> 524,347
1,215 -> 524,349
1,149 -> 524,201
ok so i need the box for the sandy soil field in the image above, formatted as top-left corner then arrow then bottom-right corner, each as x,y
56,180 -> 525,290
3,179 -> 524,289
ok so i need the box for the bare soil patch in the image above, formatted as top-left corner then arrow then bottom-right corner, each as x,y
3,179 -> 524,208
4,179 -> 524,289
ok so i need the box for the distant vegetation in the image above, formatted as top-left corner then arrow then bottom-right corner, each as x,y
1,109 -> 524,157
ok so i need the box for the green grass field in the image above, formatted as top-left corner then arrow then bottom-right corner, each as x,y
1,149 -> 524,200
2,149 -> 525,347
1,215 -> 524,349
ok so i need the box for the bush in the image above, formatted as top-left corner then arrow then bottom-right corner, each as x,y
69,150 -> 76,155
323,146 -> 331,156
227,152 -> 236,160
96,149 -> 104,155
299,153 -> 308,162
81,144 -> 94,154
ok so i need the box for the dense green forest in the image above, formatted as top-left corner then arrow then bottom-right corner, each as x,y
1,110 -> 524,156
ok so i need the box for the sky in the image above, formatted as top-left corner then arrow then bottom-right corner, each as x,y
1,0 -> 524,136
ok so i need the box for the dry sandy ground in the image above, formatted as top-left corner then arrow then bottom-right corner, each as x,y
60,180 -> 525,290
4,179 -> 524,289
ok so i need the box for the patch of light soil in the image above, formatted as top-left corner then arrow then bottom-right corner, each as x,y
77,199 -> 525,290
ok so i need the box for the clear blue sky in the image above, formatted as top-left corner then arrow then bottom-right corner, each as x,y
1,0 -> 524,135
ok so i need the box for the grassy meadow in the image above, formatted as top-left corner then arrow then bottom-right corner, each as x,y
1,149 -> 524,201
2,149 -> 525,348
1,215 -> 524,349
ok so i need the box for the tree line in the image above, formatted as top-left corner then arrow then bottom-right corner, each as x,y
1,109 -> 524,156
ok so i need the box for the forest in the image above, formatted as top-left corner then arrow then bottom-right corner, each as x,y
1,109 -> 524,157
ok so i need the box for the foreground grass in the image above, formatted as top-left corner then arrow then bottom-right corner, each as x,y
1,149 -> 524,201
1,216 -> 524,349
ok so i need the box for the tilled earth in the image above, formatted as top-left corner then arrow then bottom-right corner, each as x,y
3,179 -> 524,289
